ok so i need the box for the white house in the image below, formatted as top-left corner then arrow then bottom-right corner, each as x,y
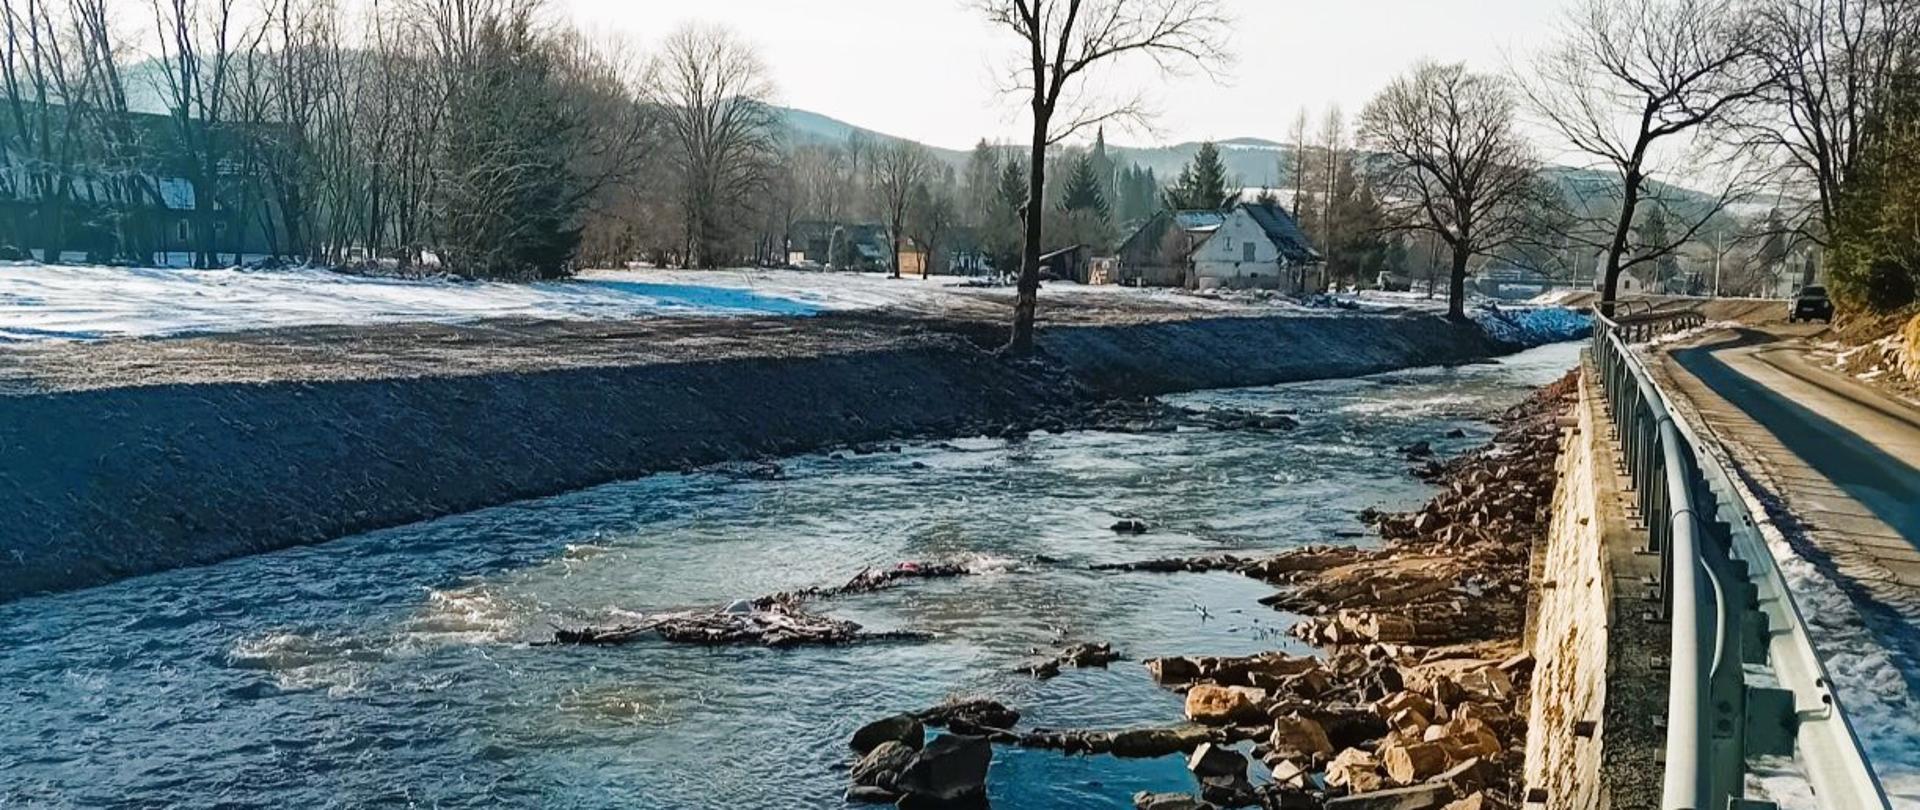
1189,202 -> 1322,292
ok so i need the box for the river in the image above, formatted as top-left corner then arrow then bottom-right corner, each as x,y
0,341 -> 1581,809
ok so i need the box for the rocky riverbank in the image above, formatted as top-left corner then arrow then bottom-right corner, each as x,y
0,308 -> 1585,603
846,371 -> 1577,809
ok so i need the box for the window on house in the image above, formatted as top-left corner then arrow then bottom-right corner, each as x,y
1243,242 -> 1256,262
176,220 -> 189,241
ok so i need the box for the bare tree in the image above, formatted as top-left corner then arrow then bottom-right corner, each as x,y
1286,107 -> 1309,217
975,0 -> 1230,354
1520,0 -> 1767,312
1315,104 -> 1345,283
910,179 -> 958,278
1740,0 -> 1920,242
650,22 -> 778,268
1359,61 -> 1547,319
872,139 -> 930,278
152,0 -> 265,267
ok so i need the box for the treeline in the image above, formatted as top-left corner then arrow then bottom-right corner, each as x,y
0,0 -> 810,279
776,127 -> 1165,279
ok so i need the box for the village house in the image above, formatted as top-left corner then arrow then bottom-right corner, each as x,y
1114,209 -> 1226,287
1038,244 -> 1091,283
0,107 -> 285,265
786,221 -> 891,270
1188,202 -> 1321,292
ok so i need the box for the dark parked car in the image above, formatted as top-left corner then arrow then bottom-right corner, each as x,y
1788,285 -> 1833,323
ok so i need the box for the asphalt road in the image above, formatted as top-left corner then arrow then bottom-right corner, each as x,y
1670,328 -> 1920,583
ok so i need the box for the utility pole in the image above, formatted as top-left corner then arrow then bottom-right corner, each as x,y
1712,229 -> 1723,298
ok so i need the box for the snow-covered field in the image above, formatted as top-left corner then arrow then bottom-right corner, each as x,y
0,264 -> 957,342
0,262 -> 1591,344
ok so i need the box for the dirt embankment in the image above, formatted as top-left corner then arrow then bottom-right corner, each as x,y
0,310 -> 1521,603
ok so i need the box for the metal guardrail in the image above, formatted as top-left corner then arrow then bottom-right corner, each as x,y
1590,307 -> 1889,810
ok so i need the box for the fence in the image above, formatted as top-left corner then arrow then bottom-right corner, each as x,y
1589,306 -> 1887,810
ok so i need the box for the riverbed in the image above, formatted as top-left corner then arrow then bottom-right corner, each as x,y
0,342 -> 1582,809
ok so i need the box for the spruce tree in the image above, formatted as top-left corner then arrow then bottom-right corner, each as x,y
1165,141 -> 1230,210
1061,152 -> 1110,219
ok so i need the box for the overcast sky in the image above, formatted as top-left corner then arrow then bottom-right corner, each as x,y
560,0 -> 1577,150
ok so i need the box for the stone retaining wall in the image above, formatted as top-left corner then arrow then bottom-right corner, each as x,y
1522,361 -> 1663,810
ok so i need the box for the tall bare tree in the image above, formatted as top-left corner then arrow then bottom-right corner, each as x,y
1741,0 -> 1920,242
152,0 -> 264,267
1359,61 -> 1547,319
910,178 -> 958,278
872,139 -> 930,279
1520,0 -> 1767,312
1286,107 -> 1310,218
650,22 -> 778,268
975,0 -> 1230,354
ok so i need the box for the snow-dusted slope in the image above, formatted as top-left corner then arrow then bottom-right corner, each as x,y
0,264 -> 892,342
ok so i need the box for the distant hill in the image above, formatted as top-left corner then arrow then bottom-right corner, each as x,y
775,106 -> 971,167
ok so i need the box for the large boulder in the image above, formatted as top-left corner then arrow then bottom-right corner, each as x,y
896,734 -> 992,808
851,713 -> 925,755
1184,685 -> 1266,725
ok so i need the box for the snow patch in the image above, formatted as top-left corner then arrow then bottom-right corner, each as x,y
1469,305 -> 1593,346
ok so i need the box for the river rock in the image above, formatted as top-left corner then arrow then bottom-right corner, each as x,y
1455,666 -> 1513,702
852,713 -> 925,754
896,734 -> 991,807
850,740 -> 916,789
920,698 -> 1019,734
1431,758 -> 1498,794
1375,691 -> 1438,723
1324,783 -> 1453,810
1148,656 -> 1203,684
845,785 -> 900,804
1187,743 -> 1253,806
1134,791 -> 1217,810
1184,685 -> 1266,725
1107,725 -> 1214,758
1380,740 -> 1449,785
1436,718 -> 1503,761
1325,747 -> 1384,792
1111,519 -> 1151,534
1267,714 -> 1334,760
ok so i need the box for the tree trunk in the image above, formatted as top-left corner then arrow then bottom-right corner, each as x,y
1447,242 -> 1471,321
1006,115 -> 1046,355
889,220 -> 902,279
1599,170 -> 1644,318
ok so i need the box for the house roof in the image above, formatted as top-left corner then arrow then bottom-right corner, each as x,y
1239,202 -> 1319,263
1173,210 -> 1227,232
1039,244 -> 1085,262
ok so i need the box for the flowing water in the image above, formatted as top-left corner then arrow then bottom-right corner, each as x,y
0,342 -> 1580,809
